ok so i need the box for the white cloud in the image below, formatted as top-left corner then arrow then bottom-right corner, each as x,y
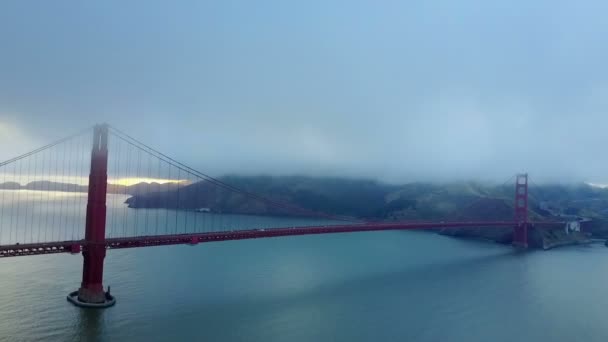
0,118 -> 42,161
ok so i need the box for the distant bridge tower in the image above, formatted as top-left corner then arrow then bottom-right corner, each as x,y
67,124 -> 115,307
513,173 -> 529,248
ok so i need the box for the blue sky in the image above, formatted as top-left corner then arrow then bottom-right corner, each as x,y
1,0 -> 607,183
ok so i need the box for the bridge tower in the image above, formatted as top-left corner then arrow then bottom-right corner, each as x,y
67,124 -> 115,308
513,173 -> 529,248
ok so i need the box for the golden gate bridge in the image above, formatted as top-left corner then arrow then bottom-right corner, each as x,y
0,124 -> 563,307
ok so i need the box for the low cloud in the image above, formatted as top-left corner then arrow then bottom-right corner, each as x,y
1,1 -> 607,184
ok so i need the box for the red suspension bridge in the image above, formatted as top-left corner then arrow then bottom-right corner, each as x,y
0,124 -> 562,307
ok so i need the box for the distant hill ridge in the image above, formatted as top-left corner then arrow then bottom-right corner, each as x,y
4,176 -> 608,248
0,180 -> 179,195
126,175 -> 608,222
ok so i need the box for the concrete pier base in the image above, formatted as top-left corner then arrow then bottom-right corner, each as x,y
67,290 -> 116,308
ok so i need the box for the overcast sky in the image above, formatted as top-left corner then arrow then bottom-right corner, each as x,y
1,0 -> 607,184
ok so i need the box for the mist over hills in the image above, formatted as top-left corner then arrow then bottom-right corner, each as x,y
125,175 -> 608,221
126,175 -> 608,248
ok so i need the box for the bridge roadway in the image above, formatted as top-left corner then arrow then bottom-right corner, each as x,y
0,220 -> 564,258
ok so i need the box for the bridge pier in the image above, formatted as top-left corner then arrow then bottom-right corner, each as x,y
513,174 -> 529,248
513,224 -> 528,248
67,124 -> 115,308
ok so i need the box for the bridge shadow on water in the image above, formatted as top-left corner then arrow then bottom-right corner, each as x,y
118,244 -> 536,342
65,244 -> 537,341
201,245 -> 533,312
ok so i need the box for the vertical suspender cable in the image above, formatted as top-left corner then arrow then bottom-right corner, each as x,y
0,163 -> 5,245
66,134 -> 74,241
74,133 -> 85,240
123,141 -> 131,237
135,148 -> 141,237
22,149 -> 29,243
9,161 -> 15,244
51,145 -> 59,241
30,147 -> 38,243
175,168 -> 181,234
145,153 -> 151,236
44,148 -> 50,242
109,134 -> 116,238
166,164 -> 171,235
184,176 -> 189,234
112,134 -> 121,238
194,178 -> 199,233
155,157 -> 161,236
74,135 -> 82,240
56,142 -> 63,241
16,158 -> 23,243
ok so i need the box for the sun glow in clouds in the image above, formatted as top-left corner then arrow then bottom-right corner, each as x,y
586,182 -> 608,189
0,119 -> 41,161
109,178 -> 187,186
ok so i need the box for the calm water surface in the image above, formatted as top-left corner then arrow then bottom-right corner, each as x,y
1,193 -> 608,341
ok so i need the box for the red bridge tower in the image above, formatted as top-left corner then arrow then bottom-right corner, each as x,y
513,173 -> 529,248
67,124 -> 115,307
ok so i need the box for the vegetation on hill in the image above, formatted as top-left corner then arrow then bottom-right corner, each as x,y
125,175 -> 608,223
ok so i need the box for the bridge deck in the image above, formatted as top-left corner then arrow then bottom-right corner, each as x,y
0,220 -> 564,258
